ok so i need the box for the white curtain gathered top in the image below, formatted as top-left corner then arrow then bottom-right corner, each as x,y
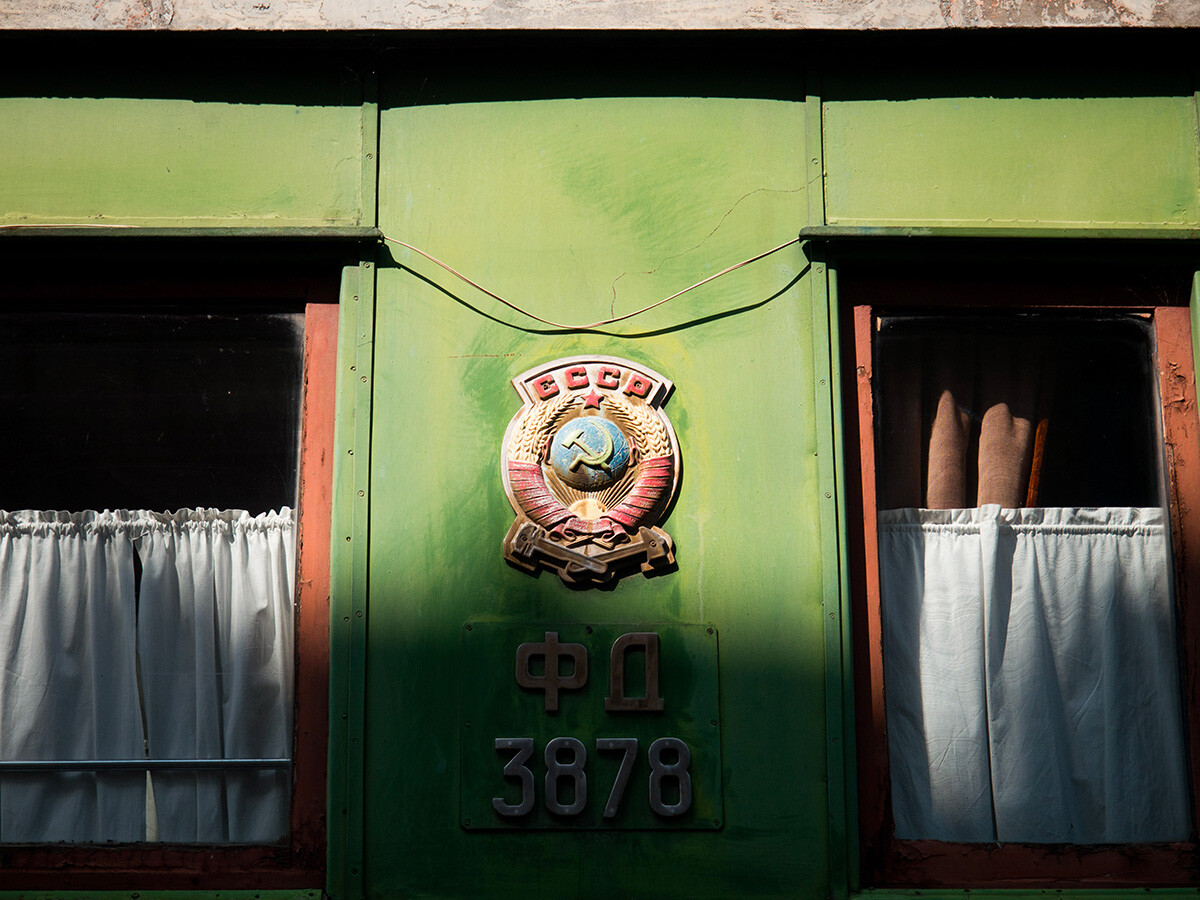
880,505 -> 1190,844
0,508 -> 294,844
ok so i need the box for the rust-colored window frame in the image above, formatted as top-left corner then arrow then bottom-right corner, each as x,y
843,277 -> 1200,888
0,258 -> 335,890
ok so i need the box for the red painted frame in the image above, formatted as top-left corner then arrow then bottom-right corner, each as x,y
846,297 -> 1200,888
0,267 -> 335,890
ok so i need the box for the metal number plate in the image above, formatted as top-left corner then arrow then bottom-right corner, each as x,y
460,623 -> 722,830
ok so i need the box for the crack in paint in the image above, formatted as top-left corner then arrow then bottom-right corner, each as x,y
607,185 -> 804,308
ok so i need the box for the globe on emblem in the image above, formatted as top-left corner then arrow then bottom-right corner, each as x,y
549,416 -> 631,491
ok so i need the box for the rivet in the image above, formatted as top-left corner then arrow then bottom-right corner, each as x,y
356,610 -> 363,618
361,375 -> 367,382
825,491 -> 832,499
358,490 -> 365,497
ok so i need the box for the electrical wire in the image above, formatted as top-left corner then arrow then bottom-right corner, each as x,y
383,235 -> 801,331
0,224 -> 802,331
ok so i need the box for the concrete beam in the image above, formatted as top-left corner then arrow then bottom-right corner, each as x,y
4,0 -> 1200,30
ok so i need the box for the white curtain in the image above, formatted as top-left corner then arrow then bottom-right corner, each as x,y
0,510 -> 145,842
0,508 -> 294,844
137,508 -> 295,843
880,505 -> 1190,843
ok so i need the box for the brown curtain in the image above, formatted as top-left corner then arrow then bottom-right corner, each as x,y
877,330 -> 1048,510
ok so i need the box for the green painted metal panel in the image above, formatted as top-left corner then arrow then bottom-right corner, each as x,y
823,95 -> 1200,228
807,248 -> 850,900
366,96 -> 819,899
0,98 -> 365,227
328,259 -> 377,900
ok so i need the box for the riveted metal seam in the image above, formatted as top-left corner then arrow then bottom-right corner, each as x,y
345,252 -> 375,900
327,265 -> 359,900
808,238 -> 849,900
328,253 -> 375,900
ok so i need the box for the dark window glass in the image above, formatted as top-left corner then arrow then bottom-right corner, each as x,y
0,308 -> 304,512
873,314 -> 1162,510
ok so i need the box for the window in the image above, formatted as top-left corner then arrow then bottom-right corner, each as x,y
842,259 -> 1200,887
0,254 -> 335,889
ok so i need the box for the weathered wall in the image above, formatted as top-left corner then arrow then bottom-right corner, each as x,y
5,0 -> 1200,29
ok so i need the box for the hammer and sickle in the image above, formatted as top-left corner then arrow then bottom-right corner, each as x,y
563,425 -> 614,472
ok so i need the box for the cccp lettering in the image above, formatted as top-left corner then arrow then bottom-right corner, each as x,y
527,365 -> 659,402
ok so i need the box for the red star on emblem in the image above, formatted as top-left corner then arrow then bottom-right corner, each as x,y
582,389 -> 604,410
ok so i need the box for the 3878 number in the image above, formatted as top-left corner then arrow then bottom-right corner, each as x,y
493,736 -> 692,819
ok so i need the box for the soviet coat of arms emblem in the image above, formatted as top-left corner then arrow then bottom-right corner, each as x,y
501,356 -> 680,585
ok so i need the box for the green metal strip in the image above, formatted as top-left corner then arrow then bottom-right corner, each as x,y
1192,84 -> 1200,211
342,69 -> 380,900
327,263 -> 359,900
806,87 -> 826,229
0,226 -> 381,239
345,252 -> 375,900
327,256 -> 376,900
808,240 -> 849,900
826,258 -> 861,894
360,70 -> 380,230
1192,272 -> 1200,408
802,224 -> 1200,240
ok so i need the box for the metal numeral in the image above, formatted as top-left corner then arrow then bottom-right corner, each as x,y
492,738 -> 536,817
493,735 -> 693,821
544,737 -> 587,816
648,737 -> 692,817
596,737 -> 638,818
